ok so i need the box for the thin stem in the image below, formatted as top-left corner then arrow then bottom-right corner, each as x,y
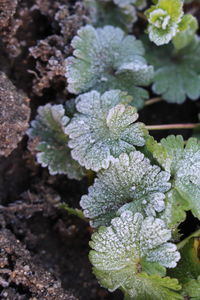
146,123 -> 198,131
145,97 -> 162,106
177,228 -> 200,250
136,11 -> 147,21
59,203 -> 88,222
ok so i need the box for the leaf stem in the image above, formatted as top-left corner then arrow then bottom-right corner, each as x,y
145,97 -> 162,106
146,123 -> 198,131
177,228 -> 200,250
59,203 -> 88,222
136,11 -> 147,21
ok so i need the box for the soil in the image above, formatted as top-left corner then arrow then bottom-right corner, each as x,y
0,0 -> 199,299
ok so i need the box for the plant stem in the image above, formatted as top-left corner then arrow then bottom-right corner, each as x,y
59,203 -> 88,222
136,11 -> 147,21
145,97 -> 162,106
146,123 -> 198,131
177,228 -> 200,250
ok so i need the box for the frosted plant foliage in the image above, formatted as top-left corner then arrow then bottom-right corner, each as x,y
146,135 -> 200,220
65,25 -> 154,108
90,211 -> 181,299
66,90 -> 147,172
144,36 -> 200,104
28,104 -> 85,180
145,0 -> 184,46
80,151 -> 171,227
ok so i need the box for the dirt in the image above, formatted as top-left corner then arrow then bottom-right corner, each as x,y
0,0 -> 199,299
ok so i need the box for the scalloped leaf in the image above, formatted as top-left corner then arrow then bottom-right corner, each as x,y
28,104 -> 85,180
90,211 -> 181,299
145,0 -> 183,46
66,90 -> 148,172
80,150 -> 171,227
146,135 -> 200,221
144,36 -> 200,103
65,25 -> 154,109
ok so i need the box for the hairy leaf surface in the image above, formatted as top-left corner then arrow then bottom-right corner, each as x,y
65,25 -> 154,108
146,136 -> 200,221
90,211 -> 181,299
66,90 -> 147,172
145,0 -> 183,46
28,104 -> 85,180
80,151 -> 171,227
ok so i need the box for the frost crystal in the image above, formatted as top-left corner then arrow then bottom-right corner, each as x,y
90,211 -> 181,299
144,36 -> 200,103
145,0 -> 183,46
65,90 -> 147,172
65,25 -> 154,108
146,135 -> 200,221
28,104 -> 85,180
80,150 -> 171,227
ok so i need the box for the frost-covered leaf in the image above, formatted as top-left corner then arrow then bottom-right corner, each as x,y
84,0 -> 137,32
28,104 -> 85,180
65,25 -> 154,109
66,90 -> 148,172
80,150 -> 171,227
145,0 -> 183,46
90,211 -> 181,299
144,36 -> 200,103
146,136 -> 200,220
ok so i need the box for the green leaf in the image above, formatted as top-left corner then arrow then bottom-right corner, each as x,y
113,0 -> 146,8
66,90 -> 148,172
193,115 -> 200,140
146,136 -> 200,221
159,189 -> 188,232
144,37 -> 200,103
170,235 -> 200,285
28,104 -> 85,180
173,15 -> 198,50
143,36 -> 200,103
84,0 -> 137,32
65,25 -> 154,109
80,150 -> 171,227
90,211 -> 181,299
145,0 -> 183,45
182,277 -> 200,299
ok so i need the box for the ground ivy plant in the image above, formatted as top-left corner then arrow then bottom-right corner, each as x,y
65,25 -> 154,109
28,0 -> 200,298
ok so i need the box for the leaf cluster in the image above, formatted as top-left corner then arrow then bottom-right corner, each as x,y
28,0 -> 200,299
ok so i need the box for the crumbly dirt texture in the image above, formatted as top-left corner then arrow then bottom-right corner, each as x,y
0,72 -> 30,157
0,0 -> 200,299
0,229 -> 78,300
